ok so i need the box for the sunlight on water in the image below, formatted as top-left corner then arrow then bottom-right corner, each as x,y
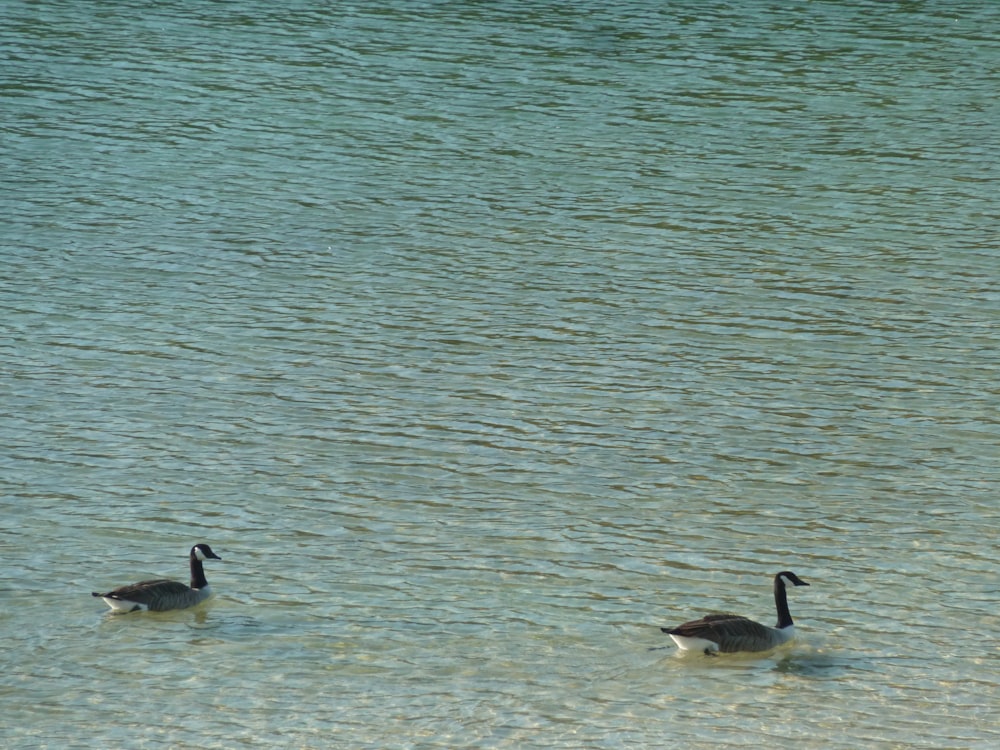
2,0 -> 999,748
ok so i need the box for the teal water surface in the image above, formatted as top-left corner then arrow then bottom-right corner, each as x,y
2,1 -> 999,748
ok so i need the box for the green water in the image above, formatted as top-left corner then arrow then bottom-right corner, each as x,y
2,1 -> 998,748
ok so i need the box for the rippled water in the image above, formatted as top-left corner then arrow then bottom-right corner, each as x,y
3,1 -> 999,748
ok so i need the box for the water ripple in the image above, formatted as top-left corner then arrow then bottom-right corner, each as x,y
3,0 -> 1000,748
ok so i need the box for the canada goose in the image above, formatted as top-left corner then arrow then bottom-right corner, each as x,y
92,543 -> 222,613
662,571 -> 809,653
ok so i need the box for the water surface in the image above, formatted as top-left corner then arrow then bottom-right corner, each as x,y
2,1 -> 999,748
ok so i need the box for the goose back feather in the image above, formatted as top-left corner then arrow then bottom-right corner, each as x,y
666,613 -> 794,653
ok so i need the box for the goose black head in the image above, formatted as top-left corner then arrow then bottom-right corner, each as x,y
776,571 -> 809,587
191,543 -> 222,562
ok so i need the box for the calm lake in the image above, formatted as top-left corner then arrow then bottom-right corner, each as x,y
2,1 -> 998,748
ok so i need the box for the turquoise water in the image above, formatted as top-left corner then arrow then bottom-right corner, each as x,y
2,1 -> 999,748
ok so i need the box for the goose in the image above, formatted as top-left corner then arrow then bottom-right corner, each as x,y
662,571 -> 809,653
92,543 -> 222,613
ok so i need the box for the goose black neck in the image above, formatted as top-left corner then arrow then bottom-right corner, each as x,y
189,554 -> 209,589
773,574 -> 794,628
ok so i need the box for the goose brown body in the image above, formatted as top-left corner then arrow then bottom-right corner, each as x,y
92,543 -> 222,613
663,571 -> 809,653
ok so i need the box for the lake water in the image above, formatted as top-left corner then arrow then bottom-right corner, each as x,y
2,1 -> 999,747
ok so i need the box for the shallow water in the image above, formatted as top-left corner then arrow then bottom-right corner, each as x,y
2,1 -> 999,747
